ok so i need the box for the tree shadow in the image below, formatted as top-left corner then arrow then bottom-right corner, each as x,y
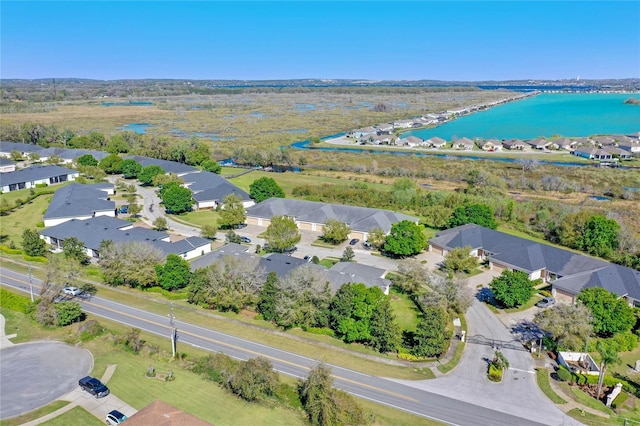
476,287 -> 496,304
511,320 -> 546,342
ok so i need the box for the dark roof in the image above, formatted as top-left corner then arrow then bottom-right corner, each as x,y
40,216 -> 169,252
0,165 -> 78,187
124,155 -> 198,175
260,253 -> 307,276
0,158 -> 15,166
183,171 -> 251,202
430,224 -> 637,299
246,198 -> 417,234
44,183 -> 114,220
190,243 -> 249,271
0,141 -> 43,153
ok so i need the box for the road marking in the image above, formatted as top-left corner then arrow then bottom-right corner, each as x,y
509,367 -> 535,374
80,299 -> 419,403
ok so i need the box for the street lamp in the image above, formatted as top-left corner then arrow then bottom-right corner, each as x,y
28,266 -> 34,302
168,303 -> 177,358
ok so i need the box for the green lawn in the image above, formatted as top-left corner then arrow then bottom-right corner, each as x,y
389,288 -> 420,332
0,195 -> 50,248
41,406 -> 104,426
558,382 -> 614,415
0,401 -> 70,426
535,368 -> 567,404
174,209 -> 221,228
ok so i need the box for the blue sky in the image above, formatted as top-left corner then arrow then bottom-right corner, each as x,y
2,1 -> 638,81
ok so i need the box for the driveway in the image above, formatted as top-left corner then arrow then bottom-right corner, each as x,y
389,272 -> 580,426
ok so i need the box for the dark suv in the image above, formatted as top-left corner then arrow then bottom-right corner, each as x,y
79,376 -> 110,398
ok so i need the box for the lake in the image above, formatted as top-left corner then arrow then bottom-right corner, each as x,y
404,93 -> 639,140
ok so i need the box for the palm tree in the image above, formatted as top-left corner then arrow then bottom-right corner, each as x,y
596,341 -> 621,400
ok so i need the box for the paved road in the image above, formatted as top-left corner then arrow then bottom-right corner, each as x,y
1,268 -> 579,426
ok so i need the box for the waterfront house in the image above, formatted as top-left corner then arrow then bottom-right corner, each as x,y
603,146 -> 633,159
573,147 -> 613,160
502,139 -> 527,150
401,136 -> 424,147
556,138 -> 578,151
0,164 -> 79,193
452,137 -> 474,150
480,139 -> 502,151
375,123 -> 394,134
349,127 -> 377,139
618,141 -> 640,154
181,171 -> 253,210
426,137 -> 447,148
393,119 -> 415,129
527,138 -> 551,150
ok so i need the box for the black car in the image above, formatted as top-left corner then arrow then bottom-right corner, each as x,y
79,376 -> 110,398
349,239 -> 360,245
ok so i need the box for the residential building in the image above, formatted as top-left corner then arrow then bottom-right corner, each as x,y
43,183 -> 115,226
0,165 -> 79,192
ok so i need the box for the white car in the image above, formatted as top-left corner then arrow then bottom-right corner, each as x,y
63,286 -> 82,296
106,410 -> 127,425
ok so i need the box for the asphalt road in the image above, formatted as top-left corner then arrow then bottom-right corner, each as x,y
0,268 -> 575,426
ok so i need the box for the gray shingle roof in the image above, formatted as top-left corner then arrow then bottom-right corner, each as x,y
183,171 -> 251,202
0,165 -> 78,187
0,141 -> 43,154
430,224 -> 637,299
44,183 -> 115,220
246,198 -> 417,234
189,243 -> 249,271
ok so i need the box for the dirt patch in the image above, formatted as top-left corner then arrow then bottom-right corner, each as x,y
240,309 -> 257,320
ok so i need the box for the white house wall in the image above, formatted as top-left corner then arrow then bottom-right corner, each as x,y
44,215 -> 93,227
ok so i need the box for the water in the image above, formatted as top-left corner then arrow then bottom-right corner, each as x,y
404,93 -> 639,140
102,101 -> 153,106
117,123 -> 152,134
588,196 -> 612,202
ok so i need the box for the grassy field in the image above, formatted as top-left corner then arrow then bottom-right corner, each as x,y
175,209 -> 221,228
0,303 -> 442,426
0,193 -> 53,247
535,368 -> 567,404
41,407 -> 104,426
0,401 -> 70,426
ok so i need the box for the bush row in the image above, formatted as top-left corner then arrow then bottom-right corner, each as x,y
143,286 -> 188,301
0,244 -> 22,255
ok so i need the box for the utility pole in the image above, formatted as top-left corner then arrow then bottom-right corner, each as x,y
168,303 -> 177,358
28,266 -> 34,302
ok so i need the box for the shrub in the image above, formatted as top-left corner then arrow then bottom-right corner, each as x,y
0,245 -> 23,255
556,365 -> 572,382
302,326 -> 335,337
0,288 -> 31,313
143,286 -> 189,300
488,364 -> 502,382
539,290 -> 552,298
78,320 -> 105,342
35,183 -> 48,188
22,255 -> 48,263
397,352 -> 435,362
35,221 -> 45,228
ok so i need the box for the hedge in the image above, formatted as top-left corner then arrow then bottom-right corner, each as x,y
611,392 -> 629,409
488,364 -> 503,382
142,286 -> 188,300
0,288 -> 31,313
557,365 -> 572,382
22,255 -> 48,263
0,245 -> 23,255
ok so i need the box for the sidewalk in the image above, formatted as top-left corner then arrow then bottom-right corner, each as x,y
0,314 -> 16,349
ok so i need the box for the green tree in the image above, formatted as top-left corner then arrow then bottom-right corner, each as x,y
99,241 -> 163,288
442,246 -> 477,273
55,301 -> 84,326
185,140 -> 211,166
62,236 -> 89,265
447,203 -> 498,229
369,297 -> 401,353
22,228 -> 46,257
128,203 -> 142,217
230,357 -> 279,402
321,219 -> 350,244
138,165 -> 165,186
489,270 -> 535,308
330,283 -> 384,344
160,184 -> 193,214
558,210 -> 593,250
391,178 -> 416,206
152,173 -> 183,188
225,230 -> 242,244
201,159 -> 222,174
264,216 -> 301,253
98,154 -> 123,174
200,223 -> 218,239
383,220 -> 426,257
577,287 -> 635,337
367,227 -> 386,249
156,254 -> 192,291
257,273 -> 279,321
534,303 -> 592,351
341,246 -> 355,262
581,215 -> 619,257
153,217 -> 168,231
218,193 -> 246,229
596,341 -> 621,400
76,154 -> 98,167
120,159 -> 142,179
300,364 -> 337,426
410,306 -> 449,358
249,177 -> 285,203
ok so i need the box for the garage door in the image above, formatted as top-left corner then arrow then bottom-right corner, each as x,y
491,262 -> 509,274
430,245 -> 445,256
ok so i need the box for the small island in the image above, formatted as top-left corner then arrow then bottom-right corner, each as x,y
623,97 -> 640,105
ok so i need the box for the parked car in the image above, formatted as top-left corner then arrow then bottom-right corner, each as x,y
303,255 -> 312,263
240,236 -> 251,243
349,239 -> 360,245
118,205 -> 129,214
536,296 -> 555,308
78,376 -> 110,398
63,286 -> 82,296
106,410 -> 127,425
362,241 -> 371,249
